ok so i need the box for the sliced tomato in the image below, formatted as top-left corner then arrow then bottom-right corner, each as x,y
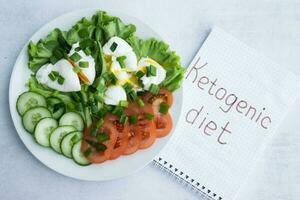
123,127 -> 142,155
138,118 -> 156,149
81,122 -> 117,164
143,88 -> 173,107
124,103 -> 142,155
124,102 -> 156,150
104,114 -> 129,160
155,113 -> 173,138
143,88 -> 174,138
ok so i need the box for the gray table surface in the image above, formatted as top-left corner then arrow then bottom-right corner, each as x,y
1,0 -> 300,199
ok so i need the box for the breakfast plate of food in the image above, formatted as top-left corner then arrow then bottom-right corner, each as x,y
9,9 -> 184,181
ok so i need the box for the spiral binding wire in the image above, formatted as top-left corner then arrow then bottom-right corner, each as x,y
153,157 -> 222,200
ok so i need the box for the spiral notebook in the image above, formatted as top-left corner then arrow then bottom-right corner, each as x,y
154,27 -> 300,200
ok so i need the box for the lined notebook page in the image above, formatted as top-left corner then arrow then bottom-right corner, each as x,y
155,27 -> 300,200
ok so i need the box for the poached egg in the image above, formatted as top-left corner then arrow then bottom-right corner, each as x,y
138,57 -> 166,90
103,36 -> 138,72
104,85 -> 127,105
36,59 -> 81,92
68,43 -> 96,85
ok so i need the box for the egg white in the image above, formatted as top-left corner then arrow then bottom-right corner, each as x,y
137,57 -> 166,90
103,36 -> 133,56
68,43 -> 96,85
104,85 -> 127,105
36,59 -> 81,92
103,36 -> 138,73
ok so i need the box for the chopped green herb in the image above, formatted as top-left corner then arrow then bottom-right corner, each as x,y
52,90 -> 59,97
96,118 -> 104,128
57,75 -> 65,85
84,47 -> 92,56
112,106 -> 124,117
73,66 -> 81,73
83,147 -> 93,157
90,128 -> 98,137
79,61 -> 89,68
137,98 -> 145,107
70,52 -> 82,62
138,79 -> 144,87
75,47 -> 81,52
119,114 -> 128,124
94,93 -> 104,102
97,108 -> 108,118
116,56 -> 126,68
110,42 -> 118,52
149,84 -> 160,94
119,100 -> 128,107
135,70 -> 145,78
123,83 -> 133,93
159,102 -> 169,114
146,65 -> 157,77
49,56 -> 59,65
110,73 -> 118,85
145,113 -> 154,120
137,91 -> 146,96
85,140 -> 107,152
96,133 -> 109,142
48,72 -> 57,81
71,92 -> 81,102
105,105 -> 114,112
128,91 -> 137,101
103,72 -> 117,85
129,115 -> 138,124
96,83 -> 106,93
48,71 -> 59,81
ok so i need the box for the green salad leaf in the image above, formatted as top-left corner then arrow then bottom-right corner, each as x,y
27,11 -> 136,75
127,36 -> 185,91
27,76 -> 76,110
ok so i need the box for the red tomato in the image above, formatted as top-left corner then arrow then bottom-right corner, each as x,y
155,113 -> 173,138
104,114 -> 129,160
123,127 -> 142,155
81,122 -> 117,164
124,102 -> 156,150
143,88 -> 173,108
124,103 -> 142,155
138,118 -> 156,149
143,88 -> 174,138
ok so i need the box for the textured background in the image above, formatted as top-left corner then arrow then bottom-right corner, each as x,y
0,0 -> 300,199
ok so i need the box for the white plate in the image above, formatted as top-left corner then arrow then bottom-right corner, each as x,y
9,9 -> 183,181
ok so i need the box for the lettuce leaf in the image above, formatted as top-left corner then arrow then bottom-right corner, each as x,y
28,28 -> 71,72
27,11 -> 135,74
27,11 -> 184,91
127,36 -> 185,91
27,76 -> 75,108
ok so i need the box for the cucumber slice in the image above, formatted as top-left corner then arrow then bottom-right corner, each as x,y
34,118 -> 58,147
61,131 -> 82,158
17,92 -> 47,115
22,107 -> 52,133
59,112 -> 84,131
50,126 -> 76,154
72,140 -> 91,166
46,97 -> 65,120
